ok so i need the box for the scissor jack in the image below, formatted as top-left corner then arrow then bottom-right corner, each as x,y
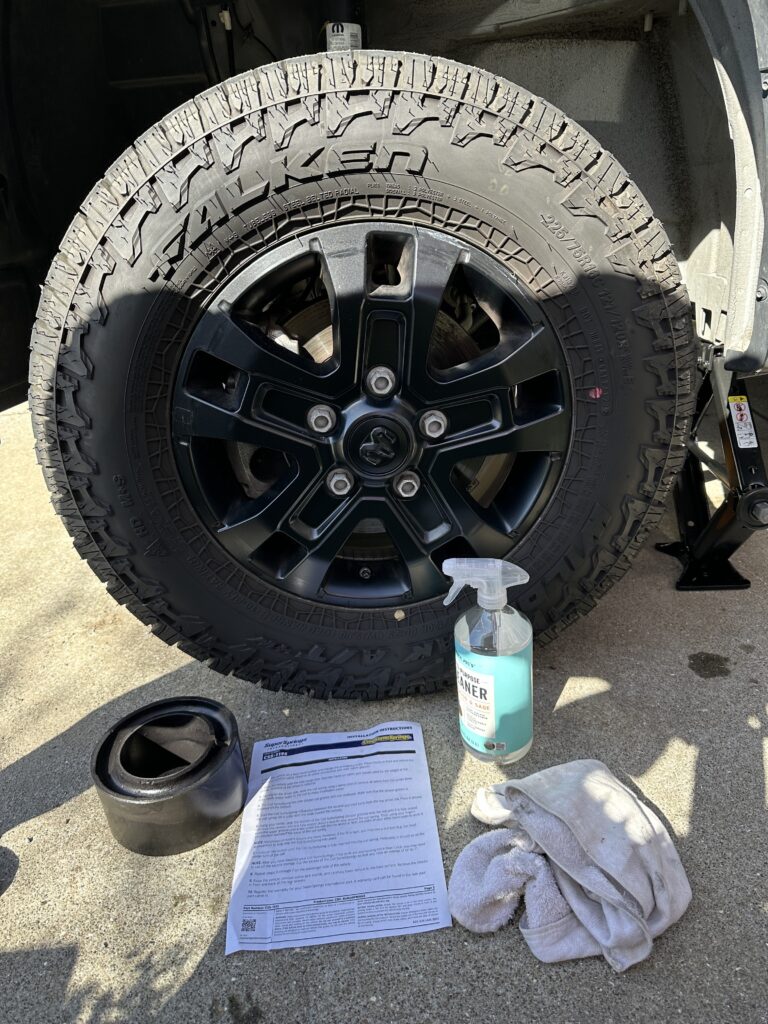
657,367 -> 768,589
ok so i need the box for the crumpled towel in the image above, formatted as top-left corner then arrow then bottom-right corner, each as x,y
448,759 -> 691,971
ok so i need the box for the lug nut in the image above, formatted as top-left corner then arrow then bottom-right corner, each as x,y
750,499 -> 768,526
326,468 -> 355,497
419,410 -> 448,439
393,470 -> 420,499
307,404 -> 336,434
366,366 -> 397,397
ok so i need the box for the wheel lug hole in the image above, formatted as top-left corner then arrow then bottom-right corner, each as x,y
326,468 -> 355,496
393,471 -> 420,499
308,404 -> 336,434
366,366 -> 397,398
419,410 -> 448,439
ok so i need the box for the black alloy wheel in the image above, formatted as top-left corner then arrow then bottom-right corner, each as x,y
173,224 -> 570,607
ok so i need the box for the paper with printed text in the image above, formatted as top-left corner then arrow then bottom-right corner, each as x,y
226,721 -> 451,952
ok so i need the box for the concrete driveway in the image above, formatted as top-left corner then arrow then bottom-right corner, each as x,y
1,399 -> 766,1024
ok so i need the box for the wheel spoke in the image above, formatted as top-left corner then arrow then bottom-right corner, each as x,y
316,231 -> 369,391
378,505 -> 449,601
430,404 -> 569,462
199,310 -> 330,393
396,480 -> 453,543
203,312 -> 267,373
173,392 -> 318,460
288,479 -> 353,541
451,497 -> 513,559
434,323 -> 562,399
506,407 -> 571,454
404,236 -> 462,397
253,386 -> 332,440
216,470 -> 316,560
500,323 -> 563,384
424,392 -> 512,447
282,496 -> 365,596
428,469 -> 513,558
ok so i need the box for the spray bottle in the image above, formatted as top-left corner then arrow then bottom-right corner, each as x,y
443,558 -> 533,764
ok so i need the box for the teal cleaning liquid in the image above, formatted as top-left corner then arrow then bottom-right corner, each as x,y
443,558 -> 533,764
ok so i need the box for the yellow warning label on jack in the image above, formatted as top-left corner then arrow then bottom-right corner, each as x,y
728,396 -> 758,449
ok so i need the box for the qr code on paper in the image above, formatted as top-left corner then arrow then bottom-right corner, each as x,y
241,919 -> 257,933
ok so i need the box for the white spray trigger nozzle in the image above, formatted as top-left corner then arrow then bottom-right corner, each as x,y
442,558 -> 529,610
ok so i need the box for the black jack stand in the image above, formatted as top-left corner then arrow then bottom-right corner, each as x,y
657,368 -> 768,590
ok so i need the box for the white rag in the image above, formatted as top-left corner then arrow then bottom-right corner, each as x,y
448,759 -> 691,971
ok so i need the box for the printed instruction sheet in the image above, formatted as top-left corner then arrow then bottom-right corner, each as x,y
226,721 -> 451,952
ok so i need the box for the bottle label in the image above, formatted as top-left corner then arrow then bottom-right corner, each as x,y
455,643 -> 532,757
456,654 -> 496,738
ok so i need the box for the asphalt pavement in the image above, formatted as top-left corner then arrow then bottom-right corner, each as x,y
1,399 -> 767,1024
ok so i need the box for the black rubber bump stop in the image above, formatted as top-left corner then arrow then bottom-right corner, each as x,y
91,696 -> 247,856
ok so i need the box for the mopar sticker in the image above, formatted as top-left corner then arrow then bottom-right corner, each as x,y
325,21 -> 362,51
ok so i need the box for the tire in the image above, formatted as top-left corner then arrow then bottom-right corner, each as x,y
29,51 -> 696,699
